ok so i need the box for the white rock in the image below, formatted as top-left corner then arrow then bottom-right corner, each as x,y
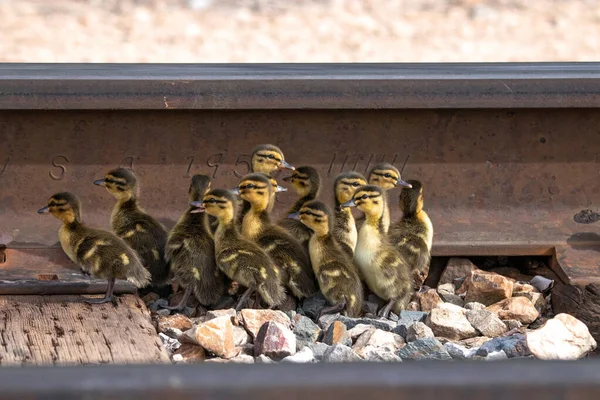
444,342 -> 477,360
426,303 -> 478,340
281,347 -> 314,363
526,313 -> 597,360
485,350 -> 509,361
406,322 -> 435,342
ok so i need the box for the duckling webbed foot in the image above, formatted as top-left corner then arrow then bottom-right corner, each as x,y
235,287 -> 255,311
377,298 -> 396,319
85,278 -> 116,305
161,286 -> 192,311
316,301 -> 346,321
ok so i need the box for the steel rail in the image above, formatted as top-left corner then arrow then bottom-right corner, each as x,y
1,63 -> 600,109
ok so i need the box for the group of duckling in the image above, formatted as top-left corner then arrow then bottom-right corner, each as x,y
39,144 -> 433,320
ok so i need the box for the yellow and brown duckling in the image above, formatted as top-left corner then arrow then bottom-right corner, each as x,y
333,171 -> 368,257
343,185 -> 413,318
38,192 -> 150,304
190,189 -> 286,310
93,168 -> 170,286
236,173 -> 317,300
366,163 -> 412,233
295,200 -> 364,319
389,180 -> 433,290
164,175 -> 226,310
278,166 -> 322,247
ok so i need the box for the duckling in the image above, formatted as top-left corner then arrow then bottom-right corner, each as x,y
333,171 -> 368,257
364,163 -> 412,233
296,200 -> 363,319
236,173 -> 317,300
278,166 -> 321,247
190,189 -> 286,310
93,168 -> 170,285
38,192 -> 150,304
343,185 -> 413,318
389,180 -> 433,289
164,175 -> 226,310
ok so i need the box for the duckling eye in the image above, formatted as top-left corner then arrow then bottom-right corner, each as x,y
384,173 -> 392,178
206,199 -> 217,204
352,182 -> 360,187
268,155 -> 275,159
246,183 -> 254,189
361,194 -> 368,200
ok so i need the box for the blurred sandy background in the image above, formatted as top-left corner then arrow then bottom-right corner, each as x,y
0,0 -> 599,62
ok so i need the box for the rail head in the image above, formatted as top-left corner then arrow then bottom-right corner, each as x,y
1,63 -> 600,109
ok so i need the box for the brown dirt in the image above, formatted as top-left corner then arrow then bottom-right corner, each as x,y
1,0 -> 599,62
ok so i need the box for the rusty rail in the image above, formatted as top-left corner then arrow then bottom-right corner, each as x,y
1,360 -> 600,399
1,63 -> 599,294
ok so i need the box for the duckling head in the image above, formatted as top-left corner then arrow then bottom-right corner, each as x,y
399,179 -> 424,217
283,166 -> 321,199
93,168 -> 138,201
334,171 -> 367,207
38,192 -> 82,224
298,200 -> 332,237
251,144 -> 295,174
368,163 -> 412,190
235,173 -> 273,212
343,185 -> 385,219
188,174 -> 212,202
193,189 -> 236,221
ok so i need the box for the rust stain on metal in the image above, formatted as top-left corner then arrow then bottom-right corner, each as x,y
0,108 -> 599,287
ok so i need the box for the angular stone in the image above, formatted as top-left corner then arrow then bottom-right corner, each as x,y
233,325 -> 251,346
159,332 -> 181,355
322,344 -> 362,363
437,283 -> 456,295
149,298 -> 169,312
463,271 -> 514,306
466,309 -> 507,337
323,321 -> 352,346
417,289 -> 444,311
406,322 -> 435,342
156,309 -> 171,316
361,347 -> 403,362
240,309 -> 291,339
439,292 -> 465,307
486,297 -> 539,324
353,328 -> 404,358
307,342 -> 331,361
229,354 -> 255,364
530,275 -> 554,293
398,338 -> 452,361
317,313 -> 339,331
513,282 -> 536,294
484,350 -> 508,361
195,315 -> 237,359
513,291 -> 546,311
426,303 -> 477,340
157,314 -> 193,333
464,302 -> 486,311
476,334 -> 531,358
394,311 -> 429,338
347,324 -> 373,340
503,319 -> 522,331
142,292 -> 160,306
254,321 -> 296,361
439,258 -> 479,289
458,336 -> 491,349
293,315 -> 322,350
173,343 -> 206,364
163,327 -> 184,339
526,313 -> 597,360
281,347 -> 314,363
444,342 -> 477,360
301,292 -> 328,319
333,315 -> 396,332
206,308 -> 237,322
254,354 -> 275,364
406,301 -> 421,311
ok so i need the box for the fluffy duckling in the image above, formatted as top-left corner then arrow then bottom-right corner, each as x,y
343,185 -> 412,318
389,180 -> 433,289
250,143 -> 295,174
190,189 -> 286,310
93,168 -> 170,285
366,163 -> 412,233
333,171 -> 367,257
236,173 -> 317,300
296,200 -> 364,319
278,166 -> 321,246
38,192 -> 150,304
165,175 -> 226,310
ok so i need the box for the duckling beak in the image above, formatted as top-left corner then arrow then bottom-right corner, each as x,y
278,160 -> 295,171
395,179 -> 412,188
93,179 -> 106,186
275,185 -> 288,193
37,206 -> 50,214
287,212 -> 300,220
341,199 -> 356,208
189,201 -> 206,213
229,188 -> 240,195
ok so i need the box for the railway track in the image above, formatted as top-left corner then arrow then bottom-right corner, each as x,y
0,63 -> 599,395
